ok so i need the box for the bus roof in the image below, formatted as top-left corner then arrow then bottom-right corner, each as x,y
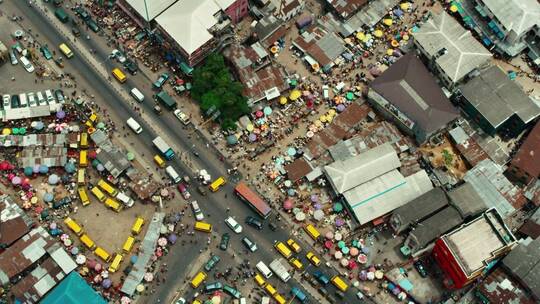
235,182 -> 271,217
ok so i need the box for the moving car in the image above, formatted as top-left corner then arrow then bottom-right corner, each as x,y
306,251 -> 321,266
204,255 -> 221,271
173,109 -> 190,125
225,216 -> 242,234
245,216 -> 263,230
242,236 -> 258,252
414,260 -> 428,278
40,46 -> 52,60
287,238 -> 301,253
177,183 -> 191,199
191,201 -> 204,221
153,72 -> 169,89
219,233 -> 230,250
204,282 -> 223,293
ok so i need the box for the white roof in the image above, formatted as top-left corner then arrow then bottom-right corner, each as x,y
124,0 -> 178,21
414,11 -> 491,84
156,0 -> 221,54
324,143 -> 400,194
482,0 -> 540,36
344,170 -> 433,225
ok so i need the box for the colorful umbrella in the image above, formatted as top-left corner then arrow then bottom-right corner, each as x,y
96,122 -> 106,129
374,30 -> 383,38
283,198 -> 294,210
43,193 -> 54,202
24,167 -> 33,176
48,174 -> 59,185
334,251 -> 343,259
56,111 -> 66,119
313,209 -> 324,220
263,106 -> 272,116
383,19 -> 393,26
289,90 -> 301,101
102,279 -> 112,289
333,203 -> 343,212
279,96 -> 288,105
39,165 -> 49,174
2,128 -> 11,135
336,104 -> 346,112
19,128 -> 27,135
340,258 -> 349,267
338,241 -> 346,248
295,212 -> 306,221
12,176 -> 22,185
324,240 -> 334,249
127,152 -> 135,161
356,32 -> 366,40
287,147 -> 297,156
255,111 -> 263,118
400,2 -> 410,10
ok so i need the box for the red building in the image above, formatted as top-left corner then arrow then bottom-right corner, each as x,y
219,0 -> 249,24
432,208 -> 516,289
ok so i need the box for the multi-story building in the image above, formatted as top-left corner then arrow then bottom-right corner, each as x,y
432,208 -> 516,289
453,0 -> 540,58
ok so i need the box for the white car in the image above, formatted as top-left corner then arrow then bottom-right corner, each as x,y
2,95 -> 11,109
45,89 -> 55,104
27,92 -> 37,107
110,49 -> 126,63
190,201 -> 204,221
173,109 -> 190,125
20,56 -> 35,73
225,216 -> 243,234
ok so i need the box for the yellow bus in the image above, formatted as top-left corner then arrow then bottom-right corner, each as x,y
131,217 -> 145,235
123,236 -> 135,253
194,221 -> 212,233
64,217 -> 83,236
331,275 -> 349,292
105,198 -> 122,212
304,224 -> 321,241
108,254 -> 123,273
94,247 -> 111,262
274,241 -> 292,259
78,187 -> 90,206
190,271 -> 207,288
209,177 -> 226,192
273,293 -> 286,304
98,179 -> 118,196
79,150 -> 88,167
112,68 -> 127,83
77,168 -> 85,185
264,283 -> 276,296
254,274 -> 266,286
91,186 -> 106,202
59,43 -> 73,58
79,234 -> 96,250
80,132 -> 88,148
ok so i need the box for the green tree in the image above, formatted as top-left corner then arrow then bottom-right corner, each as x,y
192,53 -> 250,130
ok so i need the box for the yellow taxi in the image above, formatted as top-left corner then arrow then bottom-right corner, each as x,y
287,238 -> 301,253
254,273 -> 266,286
306,251 -> 321,266
289,257 -> 304,270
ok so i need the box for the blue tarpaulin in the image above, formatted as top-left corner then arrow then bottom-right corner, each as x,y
40,272 -> 107,304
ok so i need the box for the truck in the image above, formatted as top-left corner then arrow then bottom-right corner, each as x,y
269,258 -> 291,283
152,136 -> 175,160
156,91 -> 176,110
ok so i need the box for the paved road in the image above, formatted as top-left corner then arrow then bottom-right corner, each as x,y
14,2 -> 365,303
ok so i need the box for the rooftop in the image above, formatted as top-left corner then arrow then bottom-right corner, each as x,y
370,53 -> 459,135
459,65 -> 540,129
463,159 -> 526,218
124,0 -> 178,21
406,205 -> 463,251
502,237 -> 540,299
343,0 -> 400,33
285,158 -> 312,183
325,0 -> 367,19
414,10 -> 491,84
344,169 -> 433,225
442,209 -> 516,277
324,143 -> 400,194
510,121 -> 540,179
0,195 -> 34,248
481,0 -> 540,37
447,182 -> 488,218
156,0 -> 223,55
478,268 -> 537,304
40,272 -> 106,304
293,26 -> 346,68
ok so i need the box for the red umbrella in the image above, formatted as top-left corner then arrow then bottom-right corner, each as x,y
0,161 -> 12,170
255,111 -> 264,118
283,198 -> 294,210
324,240 -> 334,249
88,150 -> 97,159
348,260 -> 357,270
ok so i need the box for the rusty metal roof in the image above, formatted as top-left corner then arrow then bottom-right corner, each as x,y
511,121 -> 540,180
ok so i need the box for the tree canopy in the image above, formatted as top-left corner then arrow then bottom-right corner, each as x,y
191,53 -> 250,131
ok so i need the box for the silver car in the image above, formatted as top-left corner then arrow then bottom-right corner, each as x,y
27,92 -> 37,107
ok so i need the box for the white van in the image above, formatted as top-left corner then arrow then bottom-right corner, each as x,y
36,91 -> 46,106
19,56 -> 35,73
130,88 -> 144,103
165,166 -> 181,184
256,261 -> 273,279
19,93 -> 28,107
116,191 -> 134,208
126,117 -> 142,134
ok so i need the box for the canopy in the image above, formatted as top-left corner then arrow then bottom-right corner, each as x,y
263,106 -> 272,116
346,92 -> 354,100
374,30 -> 383,37
383,19 -> 392,26
279,96 -> 288,105
96,122 -> 106,129
400,2 -> 410,10
295,212 -> 306,221
24,167 -> 33,176
287,147 -> 297,156
356,32 -> 365,40
56,111 -> 66,119
313,209 -> 324,220
289,90 -> 301,101
19,128 -> 27,135
48,174 -> 59,185
450,4 -> 458,12
226,135 -> 238,145
283,198 -> 294,210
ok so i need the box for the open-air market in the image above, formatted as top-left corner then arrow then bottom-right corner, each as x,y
0,0 -> 539,304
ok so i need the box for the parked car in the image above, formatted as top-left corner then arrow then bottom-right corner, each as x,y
177,183 -> 191,199
54,89 -> 65,103
190,201 -> 204,221
219,233 -> 230,250
245,216 -> 263,230
225,216 -> 242,234
242,237 -> 257,252
40,46 -> 53,60
85,19 -> 100,32
268,222 -> 277,231
175,298 -> 186,304
204,255 -> 221,271
74,7 -> 90,20
317,287 -> 329,297
303,272 -> 319,287
110,49 -> 126,63
414,260 -> 428,278
313,270 -> 329,285
173,109 -> 190,125
9,50 -> 18,65
306,251 -> 321,266
287,238 -> 301,253
124,59 -> 138,75
153,72 -> 169,89
204,281 -> 223,293
2,95 -> 10,109
197,186 -> 207,196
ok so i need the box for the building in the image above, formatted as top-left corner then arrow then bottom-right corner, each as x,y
463,159 -> 526,219
368,53 -> 460,144
457,65 -> 540,137
518,208 -> 540,239
432,208 -> 517,289
447,182 -> 488,219
454,0 -> 540,58
292,26 -> 347,72
325,143 -> 433,225
116,0 -> 178,26
475,268 -> 537,304
265,0 -> 304,21
413,10 -> 492,89
90,130 -> 131,178
252,14 -> 287,48
216,0 -> 249,24
507,121 -> 540,185
155,0 -> 235,67
224,42 -> 289,105
325,0 -> 367,20
0,195 -> 34,250
501,237 -> 540,301
389,187 -> 449,234
40,272 -> 107,304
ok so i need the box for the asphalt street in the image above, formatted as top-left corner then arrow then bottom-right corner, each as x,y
13,2 -> 364,303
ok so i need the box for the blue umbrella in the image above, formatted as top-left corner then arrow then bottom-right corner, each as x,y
64,162 -> 76,173
226,135 -> 238,145
287,147 -> 297,156
24,167 -> 33,176
39,165 -> 49,174
48,174 -> 59,185
43,193 -> 54,202
287,189 -> 296,196
34,121 -> 44,130
130,255 -> 138,264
